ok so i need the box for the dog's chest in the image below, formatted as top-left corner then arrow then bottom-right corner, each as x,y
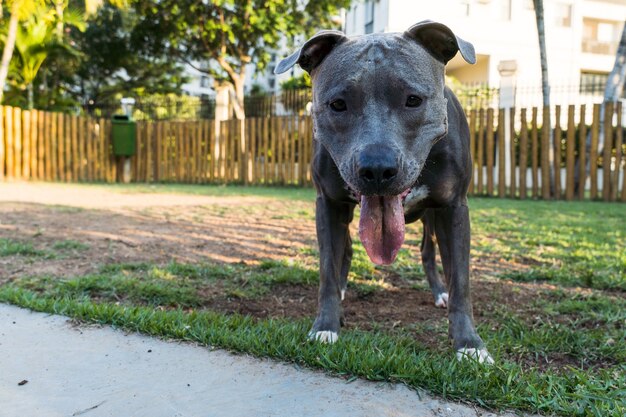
403,185 -> 430,217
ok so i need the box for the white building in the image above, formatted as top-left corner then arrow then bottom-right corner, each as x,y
181,64 -> 214,98
344,0 -> 625,106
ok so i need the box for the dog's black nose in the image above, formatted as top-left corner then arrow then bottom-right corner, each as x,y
359,165 -> 398,182
357,145 -> 399,192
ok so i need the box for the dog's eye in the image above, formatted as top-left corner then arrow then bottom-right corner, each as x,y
329,99 -> 347,112
406,95 -> 423,108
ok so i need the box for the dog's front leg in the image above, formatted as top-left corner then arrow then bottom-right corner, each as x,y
309,194 -> 355,344
434,204 -> 493,364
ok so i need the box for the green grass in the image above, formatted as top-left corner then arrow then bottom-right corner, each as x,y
1,284 -> 623,417
52,239 -> 90,252
0,238 -> 49,257
2,185 -> 625,416
467,199 -> 625,290
4,256 -> 625,416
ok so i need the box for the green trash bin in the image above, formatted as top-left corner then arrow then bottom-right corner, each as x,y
111,114 -> 136,156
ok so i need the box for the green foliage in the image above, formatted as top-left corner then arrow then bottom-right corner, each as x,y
2,1 -> 85,108
446,76 -> 498,109
132,0 -> 351,112
280,73 -> 311,90
72,3 -> 188,111
0,238 -> 47,257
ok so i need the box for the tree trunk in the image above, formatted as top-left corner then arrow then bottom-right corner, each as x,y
533,0 -> 550,108
0,2 -> 20,104
231,72 -> 247,183
598,22 -> 626,159
55,0 -> 64,39
577,21 -> 626,194
533,0 -> 554,197
603,22 -> 626,104
27,83 -> 34,109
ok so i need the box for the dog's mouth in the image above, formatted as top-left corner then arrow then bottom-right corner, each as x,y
355,189 -> 411,266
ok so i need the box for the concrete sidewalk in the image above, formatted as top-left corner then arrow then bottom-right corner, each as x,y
0,304 -> 517,417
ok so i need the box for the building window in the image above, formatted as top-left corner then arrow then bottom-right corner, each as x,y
582,18 -> 621,55
554,3 -> 572,27
579,71 -> 626,98
364,0 -> 374,34
500,0 -> 512,21
200,75 -> 209,88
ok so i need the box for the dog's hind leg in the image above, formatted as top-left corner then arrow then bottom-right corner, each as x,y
337,232 -> 353,327
421,209 -> 448,308
339,233 -> 353,302
309,195 -> 355,344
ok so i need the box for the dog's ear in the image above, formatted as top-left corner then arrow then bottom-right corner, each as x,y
274,30 -> 348,74
404,20 -> 476,64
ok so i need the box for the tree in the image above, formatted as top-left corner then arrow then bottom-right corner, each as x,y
71,3 -> 188,111
532,0 -> 549,108
133,0 -> 350,181
532,0 -> 554,198
8,4 -> 84,108
577,21 -> 626,194
0,0 -> 41,103
600,21 -> 626,132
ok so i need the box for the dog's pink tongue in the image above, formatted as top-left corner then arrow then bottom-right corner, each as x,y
358,195 -> 405,265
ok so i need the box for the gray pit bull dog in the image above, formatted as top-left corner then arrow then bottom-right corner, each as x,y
275,20 -> 493,364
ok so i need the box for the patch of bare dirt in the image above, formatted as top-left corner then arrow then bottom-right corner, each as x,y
1,182 -> 614,370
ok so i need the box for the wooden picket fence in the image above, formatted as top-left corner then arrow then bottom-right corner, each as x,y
131,116 -> 314,185
0,107 -> 114,182
0,103 -> 624,201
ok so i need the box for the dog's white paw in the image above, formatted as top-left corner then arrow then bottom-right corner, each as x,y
456,347 -> 494,365
435,292 -> 448,308
309,331 -> 338,344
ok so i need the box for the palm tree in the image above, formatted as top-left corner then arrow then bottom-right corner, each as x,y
4,3 -> 85,108
0,0 -> 41,103
10,6 -> 83,108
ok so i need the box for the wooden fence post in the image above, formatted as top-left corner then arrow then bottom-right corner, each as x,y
477,109 -> 485,195
565,105 -> 575,200
468,109 -> 476,195
486,108 -> 495,196
541,106 -> 551,200
613,102 -> 623,202
509,107 -> 516,198
553,106 -> 562,199
577,105 -> 587,200
34,110 -> 42,180
13,107 -> 22,180
531,107 -> 539,198
590,104 -> 600,200
602,102 -> 614,201
497,109 -> 506,197
519,109 -> 528,199
0,107 -> 4,181
22,110 -> 31,180
5,107 -> 14,179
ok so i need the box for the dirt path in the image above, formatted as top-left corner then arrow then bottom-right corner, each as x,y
0,182 -> 318,279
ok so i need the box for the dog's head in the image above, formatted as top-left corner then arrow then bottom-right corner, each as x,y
275,20 -> 475,197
